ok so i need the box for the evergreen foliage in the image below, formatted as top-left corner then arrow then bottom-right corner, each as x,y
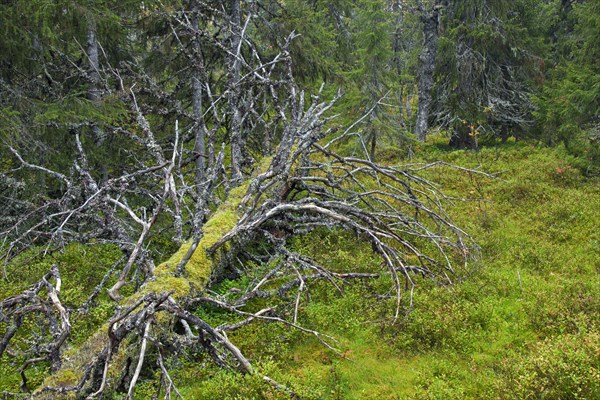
534,0 -> 600,174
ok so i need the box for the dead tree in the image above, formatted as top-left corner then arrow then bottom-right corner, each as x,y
228,0 -> 245,185
414,0 -> 442,142
1,79 -> 486,397
0,4 -> 486,398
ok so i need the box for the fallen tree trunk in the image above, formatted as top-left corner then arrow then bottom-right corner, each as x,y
0,3 -> 488,396
3,92 -> 487,399
1,64 -> 492,398
0,89 -> 488,398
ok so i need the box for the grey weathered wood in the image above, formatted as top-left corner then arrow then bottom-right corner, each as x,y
415,1 -> 441,142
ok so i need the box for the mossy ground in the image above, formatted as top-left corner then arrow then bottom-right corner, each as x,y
167,138 -> 599,399
1,140 -> 598,398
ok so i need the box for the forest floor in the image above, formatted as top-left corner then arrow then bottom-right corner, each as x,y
175,138 -> 599,399
1,138 -> 598,399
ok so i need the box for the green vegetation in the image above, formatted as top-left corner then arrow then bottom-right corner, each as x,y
1,1 -> 599,398
1,139 -> 598,398
153,140 -> 598,399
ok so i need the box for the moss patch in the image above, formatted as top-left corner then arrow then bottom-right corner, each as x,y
34,182 -> 251,394
143,181 -> 249,300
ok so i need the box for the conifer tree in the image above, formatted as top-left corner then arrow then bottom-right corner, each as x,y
432,0 -> 538,147
534,0 -> 599,172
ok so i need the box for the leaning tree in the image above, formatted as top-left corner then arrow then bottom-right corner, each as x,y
1,1 -> 483,398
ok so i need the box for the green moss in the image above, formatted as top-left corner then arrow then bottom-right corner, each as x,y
141,181 -> 249,300
144,274 -> 191,298
31,182 -> 253,396
43,368 -> 80,388
255,155 -> 274,174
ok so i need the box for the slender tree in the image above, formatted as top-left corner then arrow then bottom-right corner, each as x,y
414,0 -> 441,141
228,0 -> 244,185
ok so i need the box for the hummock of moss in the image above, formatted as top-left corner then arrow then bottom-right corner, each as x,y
36,182 -> 251,395
144,181 -> 249,299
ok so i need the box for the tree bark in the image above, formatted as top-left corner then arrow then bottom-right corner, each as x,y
414,3 -> 440,142
449,123 -> 476,149
228,0 -> 243,185
191,4 -> 206,190
86,18 -> 105,146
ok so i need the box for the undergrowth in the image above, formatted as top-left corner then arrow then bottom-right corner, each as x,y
1,139 -> 598,398
174,139 -> 598,399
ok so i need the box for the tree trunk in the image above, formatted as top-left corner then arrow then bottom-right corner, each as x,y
406,85 -> 413,119
86,18 -> 105,145
391,0 -> 404,77
391,1 -> 406,130
369,130 -> 377,162
449,124 -> 476,149
228,0 -> 243,185
191,5 -> 206,191
414,4 -> 439,142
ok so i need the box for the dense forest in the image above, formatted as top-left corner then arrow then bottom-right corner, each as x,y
0,0 -> 598,398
